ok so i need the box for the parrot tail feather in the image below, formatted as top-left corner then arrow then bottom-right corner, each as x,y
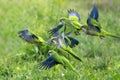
106,33 -> 120,39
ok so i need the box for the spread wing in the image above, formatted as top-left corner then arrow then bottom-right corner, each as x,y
39,55 -> 59,69
87,5 -> 101,32
68,9 -> 80,22
90,4 -> 99,21
67,36 -> 79,48
18,29 -> 39,43
48,24 -> 64,36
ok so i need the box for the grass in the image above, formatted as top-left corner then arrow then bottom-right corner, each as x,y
0,0 -> 120,79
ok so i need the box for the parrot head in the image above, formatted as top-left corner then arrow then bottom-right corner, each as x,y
18,29 -> 39,43
59,18 -> 64,22
48,50 -> 55,56
18,29 -> 28,38
48,37 -> 61,48
59,18 -> 66,25
48,50 -> 52,56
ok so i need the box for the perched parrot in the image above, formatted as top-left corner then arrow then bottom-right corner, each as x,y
80,5 -> 120,39
39,50 -> 79,74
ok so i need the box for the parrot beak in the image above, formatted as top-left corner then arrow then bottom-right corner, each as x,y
48,51 -> 52,56
18,29 -> 28,37
18,30 -> 25,38
18,32 -> 22,38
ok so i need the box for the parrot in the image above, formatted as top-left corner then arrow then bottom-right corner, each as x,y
60,9 -> 83,35
48,32 -> 82,62
18,29 -> 46,44
18,29 -> 55,56
48,9 -> 83,36
59,36 -> 82,61
39,50 -> 79,74
48,31 -> 79,48
59,43 -> 82,62
80,5 -> 120,39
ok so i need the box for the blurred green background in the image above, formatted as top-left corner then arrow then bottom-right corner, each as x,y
0,0 -> 120,79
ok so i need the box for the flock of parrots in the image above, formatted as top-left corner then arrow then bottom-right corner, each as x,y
18,5 -> 120,74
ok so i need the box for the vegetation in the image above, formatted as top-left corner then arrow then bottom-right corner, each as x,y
0,0 -> 120,79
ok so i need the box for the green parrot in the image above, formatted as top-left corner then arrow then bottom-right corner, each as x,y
49,32 -> 82,62
49,21 -> 80,48
18,29 -> 46,44
39,50 -> 79,74
60,9 -> 83,35
80,5 -> 120,39
18,29 -> 55,55
58,37 -> 82,62
48,9 -> 83,36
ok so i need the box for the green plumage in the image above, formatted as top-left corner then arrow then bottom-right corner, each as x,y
81,5 -> 120,39
40,50 -> 79,74
60,9 -> 83,35
58,36 -> 82,61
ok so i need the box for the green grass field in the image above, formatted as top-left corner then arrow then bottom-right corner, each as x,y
0,0 -> 120,79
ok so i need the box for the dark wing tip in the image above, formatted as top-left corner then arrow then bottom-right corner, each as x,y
68,36 -> 79,48
90,4 -> 99,21
68,9 -> 81,21
18,29 -> 29,35
31,34 -> 38,39
48,24 -> 64,36
39,55 -> 58,70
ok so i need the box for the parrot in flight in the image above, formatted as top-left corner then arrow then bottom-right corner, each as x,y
80,5 -> 120,39
48,32 -> 82,62
48,31 -> 79,48
39,50 -> 79,74
18,29 -> 55,55
60,9 -> 83,34
59,40 -> 82,62
48,9 -> 83,36
18,29 -> 46,44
